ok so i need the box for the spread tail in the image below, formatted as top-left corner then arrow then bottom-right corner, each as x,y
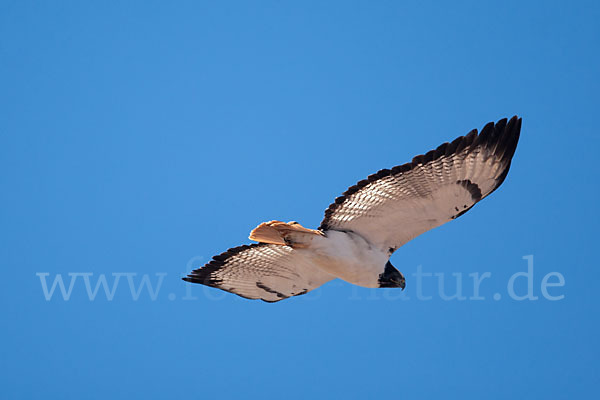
249,220 -> 323,248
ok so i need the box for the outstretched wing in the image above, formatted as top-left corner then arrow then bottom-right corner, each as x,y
319,116 -> 521,253
183,243 -> 334,302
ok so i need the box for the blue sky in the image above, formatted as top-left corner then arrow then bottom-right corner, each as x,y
1,1 -> 599,399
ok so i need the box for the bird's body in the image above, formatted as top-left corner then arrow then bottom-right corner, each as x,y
297,229 -> 389,288
184,116 -> 522,302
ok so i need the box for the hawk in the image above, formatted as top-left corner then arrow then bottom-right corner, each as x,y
184,116 -> 521,302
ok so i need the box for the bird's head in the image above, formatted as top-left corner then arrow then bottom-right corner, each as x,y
378,261 -> 405,289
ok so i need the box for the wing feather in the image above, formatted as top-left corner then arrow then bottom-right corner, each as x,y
183,243 -> 334,302
319,116 -> 521,252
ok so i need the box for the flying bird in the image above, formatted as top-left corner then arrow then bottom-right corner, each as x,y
184,116 -> 521,302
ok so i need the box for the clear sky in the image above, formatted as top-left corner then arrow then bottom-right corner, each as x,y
2,1 -> 599,399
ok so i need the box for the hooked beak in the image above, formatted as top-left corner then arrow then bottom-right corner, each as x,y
393,278 -> 406,290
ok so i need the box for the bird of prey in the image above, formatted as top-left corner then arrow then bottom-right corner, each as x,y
183,116 -> 521,302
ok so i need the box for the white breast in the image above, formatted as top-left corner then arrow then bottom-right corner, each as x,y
298,230 -> 388,288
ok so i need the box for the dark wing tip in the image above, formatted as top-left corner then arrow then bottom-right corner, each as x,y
487,115 -> 521,193
183,243 -> 268,287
